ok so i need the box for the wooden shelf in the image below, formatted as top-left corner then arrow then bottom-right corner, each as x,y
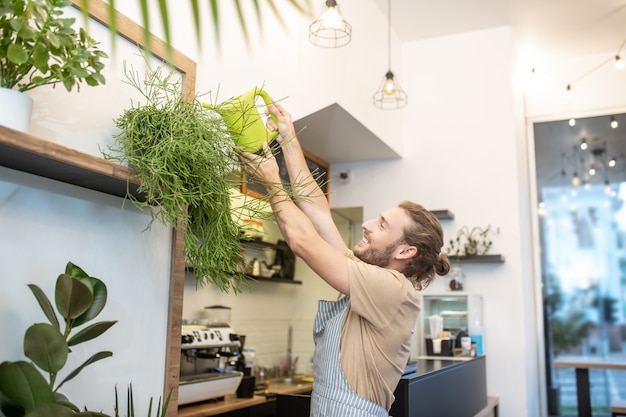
451,254 -> 505,264
249,275 -> 302,285
0,126 -> 143,200
431,210 -> 454,220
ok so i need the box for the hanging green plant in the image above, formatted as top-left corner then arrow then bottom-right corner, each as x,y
103,60 -> 278,293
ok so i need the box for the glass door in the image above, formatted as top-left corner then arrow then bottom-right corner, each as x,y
534,114 -> 626,416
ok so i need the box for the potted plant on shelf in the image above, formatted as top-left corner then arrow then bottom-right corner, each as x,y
0,0 -> 107,132
446,225 -> 500,258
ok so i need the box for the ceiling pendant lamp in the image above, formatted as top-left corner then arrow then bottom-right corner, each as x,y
373,0 -> 407,109
309,0 -> 352,48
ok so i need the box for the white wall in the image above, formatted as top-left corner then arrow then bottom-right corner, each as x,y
330,27 -> 538,416
0,1 -> 391,415
5,1 -> 622,415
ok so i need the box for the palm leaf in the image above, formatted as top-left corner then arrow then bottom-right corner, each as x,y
94,0 -> 313,58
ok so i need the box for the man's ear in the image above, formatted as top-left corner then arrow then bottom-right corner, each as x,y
396,245 -> 418,260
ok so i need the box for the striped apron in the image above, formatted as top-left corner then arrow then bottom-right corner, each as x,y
310,296 -> 389,417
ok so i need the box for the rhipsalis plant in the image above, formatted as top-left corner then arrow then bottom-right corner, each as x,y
104,59 -> 322,293
104,60 -> 264,292
0,262 -> 116,417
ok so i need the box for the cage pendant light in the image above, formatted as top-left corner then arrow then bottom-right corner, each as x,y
373,0 -> 407,109
309,0 -> 352,48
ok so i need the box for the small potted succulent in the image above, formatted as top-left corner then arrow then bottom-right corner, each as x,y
446,225 -> 500,258
0,0 -> 107,131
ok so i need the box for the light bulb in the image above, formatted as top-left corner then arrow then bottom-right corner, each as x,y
589,166 -> 596,176
383,77 -> 397,95
611,117 -> 619,128
320,5 -> 343,30
609,157 -> 616,167
580,139 -> 587,150
572,173 -> 580,186
616,55 -> 625,70
568,118 -> 576,126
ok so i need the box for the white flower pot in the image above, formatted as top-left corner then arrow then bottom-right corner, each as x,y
0,87 -> 33,133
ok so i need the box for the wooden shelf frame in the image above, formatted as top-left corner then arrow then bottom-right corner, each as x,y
451,254 -> 506,264
1,2 -> 198,415
430,210 -> 455,220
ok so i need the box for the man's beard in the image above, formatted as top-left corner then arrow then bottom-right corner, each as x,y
354,242 -> 397,268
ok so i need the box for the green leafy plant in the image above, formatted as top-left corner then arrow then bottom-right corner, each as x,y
0,0 -> 107,92
0,261 -> 116,417
103,60 -> 277,293
446,225 -> 500,257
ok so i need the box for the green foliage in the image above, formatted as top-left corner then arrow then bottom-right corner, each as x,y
446,225 -> 500,257
0,0 -> 107,92
0,262 -> 115,416
104,60 -> 268,293
114,384 -> 171,417
550,311 -> 593,355
76,0 -> 314,57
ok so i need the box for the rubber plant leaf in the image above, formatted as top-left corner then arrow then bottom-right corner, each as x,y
24,403 -> 76,417
71,277 -> 107,327
64,261 -> 90,279
54,351 -> 113,391
0,361 -> 55,413
55,274 -> 93,320
53,392 -> 79,412
27,284 -> 60,331
23,323 -> 68,374
67,320 -> 117,346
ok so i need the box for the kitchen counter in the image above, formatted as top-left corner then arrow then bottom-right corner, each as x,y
179,356 -> 488,417
391,355 -> 488,417
177,380 -> 313,417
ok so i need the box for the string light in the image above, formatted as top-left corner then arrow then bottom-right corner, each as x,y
569,118 -> 576,126
611,116 -> 619,128
528,35 -> 626,96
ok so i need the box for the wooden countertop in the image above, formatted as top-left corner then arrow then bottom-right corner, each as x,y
553,357 -> 626,370
177,381 -> 313,417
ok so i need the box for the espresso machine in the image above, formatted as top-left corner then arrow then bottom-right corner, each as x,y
179,323 -> 244,405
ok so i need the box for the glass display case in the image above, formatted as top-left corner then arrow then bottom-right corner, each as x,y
417,292 -> 484,357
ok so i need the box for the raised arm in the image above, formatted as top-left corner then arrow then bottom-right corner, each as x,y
266,102 -> 348,252
240,143 -> 351,295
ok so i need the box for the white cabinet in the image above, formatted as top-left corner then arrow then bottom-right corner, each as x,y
417,292 -> 484,356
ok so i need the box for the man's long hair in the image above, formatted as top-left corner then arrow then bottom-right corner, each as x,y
399,201 -> 451,290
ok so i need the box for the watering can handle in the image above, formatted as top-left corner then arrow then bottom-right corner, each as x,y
256,90 -> 279,140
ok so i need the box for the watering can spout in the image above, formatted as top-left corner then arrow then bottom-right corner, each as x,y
204,88 -> 279,153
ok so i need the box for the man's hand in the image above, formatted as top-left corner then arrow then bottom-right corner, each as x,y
266,102 -> 297,146
239,142 -> 282,191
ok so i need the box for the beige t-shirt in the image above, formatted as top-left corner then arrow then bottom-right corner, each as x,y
339,251 -> 420,410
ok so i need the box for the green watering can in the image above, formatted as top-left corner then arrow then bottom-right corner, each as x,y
204,88 -> 279,153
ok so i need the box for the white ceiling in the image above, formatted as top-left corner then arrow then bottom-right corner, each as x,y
373,0 -> 626,58
300,0 -> 626,167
